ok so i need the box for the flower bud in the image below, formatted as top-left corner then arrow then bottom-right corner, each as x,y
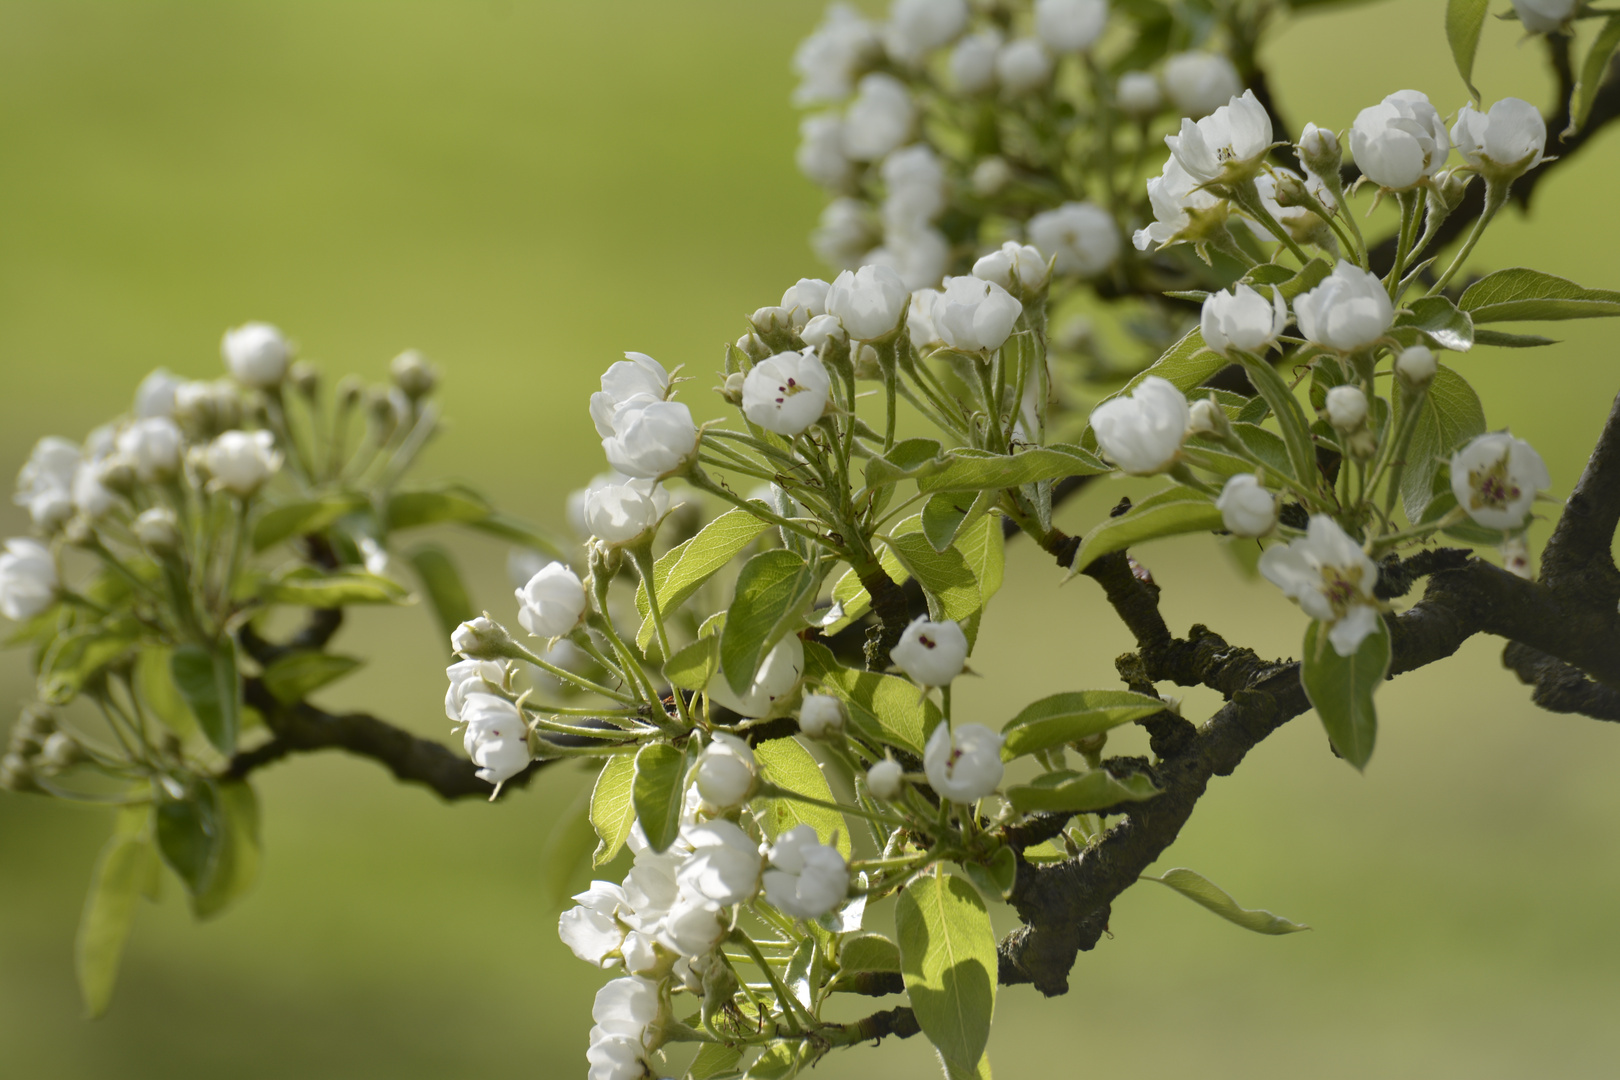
1350,90 -> 1450,191
336,375 -> 365,411
135,369 -> 182,420
204,430 -> 282,496
843,73 -> 915,161
735,333 -> 771,362
458,692 -> 531,787
1200,284 -> 1288,358
116,418 -> 184,483
288,361 -> 320,401
1028,201 -> 1120,278
890,616 -> 968,687
1034,0 -> 1108,54
763,824 -> 850,919
1216,473 -> 1278,538
1451,97 -> 1547,184
1296,123 -> 1342,180
451,615 -> 515,660
970,155 -> 1012,196
933,275 -> 1023,353
601,399 -> 700,480
1431,168 -> 1474,213
780,278 -> 830,330
1186,398 -> 1223,438
825,264 -> 909,341
1163,51 -> 1242,118
584,481 -> 665,547
515,562 -> 587,639
924,722 -> 1004,802
1396,346 -> 1437,387
1294,261 -> 1393,353
677,819 -> 764,907
996,38 -> 1053,97
720,371 -> 746,405
134,507 -> 182,555
1116,71 -> 1162,118
221,322 -> 292,389
0,539 -> 58,621
1090,376 -> 1191,475
37,730 -> 82,772
694,732 -> 756,810
866,758 -> 904,800
174,380 -> 242,440
750,306 -> 794,338
1511,0 -> 1578,34
798,694 -> 845,739
390,350 -> 438,400
1324,385 -> 1368,434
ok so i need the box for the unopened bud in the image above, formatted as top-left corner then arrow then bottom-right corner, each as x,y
451,615 -> 516,660
1395,345 -> 1437,387
97,456 -> 138,497
1346,427 -> 1378,460
1324,384 -> 1368,434
1296,123 -> 1342,180
61,517 -> 95,548
750,306 -> 793,337
11,706 -> 55,755
38,730 -> 82,772
720,371 -> 746,405
971,156 -> 1013,197
1073,732 -> 1108,756
1269,170 -> 1311,209
1186,398 -> 1222,437
866,757 -> 903,801
367,388 -> 402,440
134,507 -> 183,554
337,375 -> 365,410
390,350 -> 438,400
1431,169 -> 1473,213
289,361 -> 321,400
735,333 -> 771,363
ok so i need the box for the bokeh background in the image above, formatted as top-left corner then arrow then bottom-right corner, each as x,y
3,1 -> 1619,1077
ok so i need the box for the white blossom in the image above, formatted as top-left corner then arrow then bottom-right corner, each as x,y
1029,201 -> 1121,277
908,288 -> 944,350
205,430 -> 282,496
1511,0 -> 1579,33
764,825 -> 849,919
843,74 -> 915,161
812,197 -> 877,270
559,882 -> 629,967
1350,90 -> 1450,191
1258,515 -> 1381,657
1396,345 -> 1437,386
1163,52 -> 1242,118
1216,474 -> 1278,538
950,28 -> 1002,95
1089,376 -> 1190,475
797,112 -> 853,189
996,39 -> 1053,97
458,692 -> 531,787
221,322 -> 291,388
72,459 -> 119,521
659,888 -> 726,957
1293,260 -> 1394,353
116,417 -> 184,482
1200,283 -> 1287,357
1187,397 -> 1221,436
1296,123 -> 1342,178
791,3 -> 881,105
135,369 -> 182,419
585,1026 -> 646,1080
584,481 -> 665,546
884,0 -> 969,67
451,615 -> 511,659
743,350 -> 831,436
866,758 -> 904,800
1165,89 -> 1274,184
1325,385 -> 1368,433
970,155 -> 1012,196
890,616 -> 969,686
601,399 -> 698,480
924,722 -> 1004,802
880,144 -> 948,232
1132,156 -> 1223,251
592,975 -> 662,1041
798,694 -> 845,738
973,240 -> 1050,296
1035,0 -> 1109,53
1450,432 -> 1551,531
1117,71 -> 1162,117
133,507 -> 181,553
707,634 -> 804,719
801,314 -> 846,350
0,539 -> 57,621
445,658 -> 507,722
933,275 -> 1022,353
693,731 -> 757,809
781,278 -> 831,329
676,820 -> 762,907
590,353 -> 672,439
14,437 -> 80,530
825,264 -> 909,340
873,226 -> 950,290
515,562 -> 587,639
1451,98 -> 1546,181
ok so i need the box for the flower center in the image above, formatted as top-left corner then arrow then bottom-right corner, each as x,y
1318,564 -> 1364,616
774,377 -> 804,406
1467,453 -> 1520,512
918,634 -> 936,650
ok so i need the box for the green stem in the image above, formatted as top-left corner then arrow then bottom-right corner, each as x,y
1387,189 -> 1421,301
628,545 -> 690,725
732,932 -> 812,1035
1427,179 -> 1506,296
504,637 -> 641,705
756,782 -> 909,829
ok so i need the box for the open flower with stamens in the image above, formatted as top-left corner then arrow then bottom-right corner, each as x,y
742,349 -> 832,436
1164,89 -> 1276,187
1449,432 -> 1550,531
1259,516 -> 1381,656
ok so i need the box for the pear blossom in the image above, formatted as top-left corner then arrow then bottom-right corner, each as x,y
1216,474 -> 1278,538
890,616 -> 969,686
825,264 -> 909,340
797,113 -> 853,189
445,658 -> 507,721
924,722 -> 1005,803
791,3 -> 881,105
135,369 -> 182,419
707,635 -> 804,719
559,882 -> 629,967
658,886 -> 727,957
970,155 -> 1012,196
1164,89 -> 1274,184
1187,397 -> 1222,437
1451,98 -> 1547,182
221,322 -> 291,388
763,825 -> 850,919
1034,0 -> 1108,53
586,1026 -> 646,1080
676,820 -> 763,907
801,314 -> 845,350
1163,52 -> 1242,118
584,480 -> 665,546
693,731 -> 757,809
1199,284 -> 1288,357
908,288 -> 944,350
743,350 -> 832,436
570,472 -> 670,541
872,226 -> 950,290
14,437 -> 80,530
1449,432 -> 1551,531
205,430 -> 282,496
1029,201 -> 1121,277
996,39 -> 1053,97
0,539 -> 57,621
1117,71 -> 1162,117
592,975 -> 662,1041
798,694 -> 845,738
866,758 -> 904,800
1293,260 -> 1394,353
601,399 -> 698,480
780,278 -> 831,329
1396,345 -> 1437,386
1350,90 -> 1450,191
457,692 -> 531,787
843,74 -> 915,161
883,0 -> 969,67
116,417 -> 184,482
1511,0 -> 1579,33
590,353 -> 671,438
1089,376 -> 1191,475
950,29 -> 1002,95
1259,515 -> 1381,656
812,197 -> 877,270
1325,385 -> 1368,433
515,562 -> 587,639
72,460 -> 119,520
932,276 -> 1022,353
1296,123 -> 1342,178
133,507 -> 181,553
1132,156 -> 1223,251
973,240 -> 1051,295
880,144 -> 948,232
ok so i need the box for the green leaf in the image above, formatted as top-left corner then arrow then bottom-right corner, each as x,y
745,1041 -> 820,1080
1005,768 -> 1161,813
1070,487 -> 1223,573
251,493 -> 367,552
260,650 -> 364,705
688,1043 -> 745,1080
838,932 -> 901,974
464,513 -> 568,560
76,807 -> 159,1018
819,544 -> 909,637
155,778 -> 225,900
385,484 -> 492,531
897,872 -> 997,1077
540,789 -> 598,910
1471,329 -> 1558,348
1570,15 -> 1620,134
171,641 -> 240,755
784,935 -> 823,1009
1445,0 -> 1490,101
1234,353 -> 1317,486
755,736 -> 850,859
1396,362 -> 1486,522
1458,268 -> 1620,322
1082,328 -> 1220,451
1184,422 -> 1292,480
721,550 -> 819,695
407,544 -> 476,646
41,628 -> 141,703
192,780 -> 261,919
1000,690 -> 1167,760
1144,867 -> 1311,934
636,508 -> 770,650
664,635 -> 721,693
1394,295 -> 1474,352
888,530 -> 982,626
802,641 -> 939,755
260,567 -> 411,608
952,509 -> 1005,607
589,753 -> 639,867
632,742 -> 689,854
921,491 -> 988,553
960,846 -> 1018,902
1275,257 -> 1333,301
915,444 -> 1107,494
1301,614 -> 1390,772
864,437 -> 946,488
133,647 -> 197,740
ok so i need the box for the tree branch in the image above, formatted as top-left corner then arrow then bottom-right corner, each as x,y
1502,642 -> 1620,721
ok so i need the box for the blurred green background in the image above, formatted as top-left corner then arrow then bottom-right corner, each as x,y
3,1 -> 1620,1077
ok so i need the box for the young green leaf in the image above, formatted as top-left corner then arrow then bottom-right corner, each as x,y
384,484 -> 492,531
802,641 -> 939,755
407,544 -> 476,645
76,806 -> 159,1018
664,634 -> 721,693
687,1042 -> 744,1080
133,647 -> 197,740
888,530 -> 982,627
864,437 -> 946,488
251,493 -> 367,552
1444,0 -> 1490,101
589,753 -> 639,867
837,932 -> 902,975
960,845 -> 1018,902
634,508 -> 771,650
721,550 -> 819,696
1070,488 -> 1223,574
1004,768 -> 1161,813
1394,295 -> 1474,352
171,641 -> 240,756
1569,15 -> 1620,135
260,651 -> 364,705
1395,363 -> 1485,522
155,779 -> 225,900
746,1041 -> 820,1080
1143,867 -> 1310,935
1458,268 -> 1620,322
914,444 -> 1107,494
897,871 -> 998,1078
632,742 -> 689,854
259,568 -> 411,608
1301,614 -> 1390,771
922,491 -> 988,553
1000,690 -> 1167,759
192,780 -> 262,919
754,736 -> 850,858
1234,352 -> 1317,486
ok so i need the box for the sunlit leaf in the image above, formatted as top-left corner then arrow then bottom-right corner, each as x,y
1143,867 -> 1310,934
897,871 -> 997,1078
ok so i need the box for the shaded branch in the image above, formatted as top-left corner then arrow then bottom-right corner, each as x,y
1503,642 -> 1620,721
1542,389 -> 1620,606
